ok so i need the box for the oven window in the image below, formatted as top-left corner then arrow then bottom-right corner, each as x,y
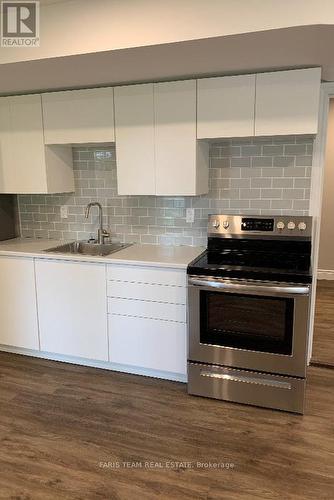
200,291 -> 294,355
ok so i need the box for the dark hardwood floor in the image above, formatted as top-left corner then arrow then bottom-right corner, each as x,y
0,353 -> 333,499
312,280 -> 334,367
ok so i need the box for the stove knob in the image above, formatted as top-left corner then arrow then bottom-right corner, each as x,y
298,222 -> 307,231
276,221 -> 285,230
222,221 -> 229,229
288,221 -> 296,230
212,220 -> 220,229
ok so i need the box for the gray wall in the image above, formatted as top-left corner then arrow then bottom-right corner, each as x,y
18,135 -> 313,246
319,99 -> 334,271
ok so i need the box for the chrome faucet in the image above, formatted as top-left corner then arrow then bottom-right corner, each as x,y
84,202 -> 110,244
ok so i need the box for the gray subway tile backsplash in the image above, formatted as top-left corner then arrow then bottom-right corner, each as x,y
18,136 -> 313,246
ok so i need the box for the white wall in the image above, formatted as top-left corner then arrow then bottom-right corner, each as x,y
319,99 -> 334,274
1,0 -> 334,64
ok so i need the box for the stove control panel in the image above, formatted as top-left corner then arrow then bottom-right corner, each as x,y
241,218 -> 274,231
208,215 -> 312,238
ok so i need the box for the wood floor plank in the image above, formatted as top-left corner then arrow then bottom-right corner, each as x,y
0,352 -> 333,499
312,280 -> 334,366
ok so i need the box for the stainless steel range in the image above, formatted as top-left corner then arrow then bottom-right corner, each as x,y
187,214 -> 313,414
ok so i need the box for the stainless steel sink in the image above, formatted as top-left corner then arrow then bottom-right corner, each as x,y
44,241 -> 132,257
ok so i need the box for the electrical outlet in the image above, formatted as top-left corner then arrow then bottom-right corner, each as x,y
60,205 -> 68,219
186,208 -> 195,223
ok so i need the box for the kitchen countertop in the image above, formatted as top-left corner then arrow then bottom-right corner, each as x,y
0,238 -> 204,269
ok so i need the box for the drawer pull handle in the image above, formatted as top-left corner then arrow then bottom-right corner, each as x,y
200,371 -> 292,389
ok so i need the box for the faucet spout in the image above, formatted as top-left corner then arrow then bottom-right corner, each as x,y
84,202 -> 109,244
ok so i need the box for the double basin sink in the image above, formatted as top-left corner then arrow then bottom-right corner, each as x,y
44,241 -> 131,257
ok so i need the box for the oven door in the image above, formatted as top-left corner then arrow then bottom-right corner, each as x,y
188,276 -> 311,377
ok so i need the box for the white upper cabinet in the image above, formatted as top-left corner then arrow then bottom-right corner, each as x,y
0,94 -> 74,194
155,80 -> 208,196
197,74 -> 256,138
42,88 -> 115,144
114,83 -> 156,195
114,80 -> 209,196
197,68 -> 321,138
255,68 -> 321,136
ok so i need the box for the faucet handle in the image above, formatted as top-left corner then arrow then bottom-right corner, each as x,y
101,228 -> 110,243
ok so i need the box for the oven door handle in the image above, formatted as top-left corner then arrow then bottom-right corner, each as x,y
188,277 -> 310,297
200,370 -> 292,389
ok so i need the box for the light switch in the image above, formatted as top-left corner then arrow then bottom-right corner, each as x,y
60,205 -> 68,219
186,208 -> 195,223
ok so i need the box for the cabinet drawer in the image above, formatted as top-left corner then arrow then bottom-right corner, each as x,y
107,264 -> 186,287
108,297 -> 186,323
108,315 -> 187,375
107,280 -> 186,304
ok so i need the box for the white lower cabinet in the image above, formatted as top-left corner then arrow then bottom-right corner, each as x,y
0,256 -> 39,349
109,315 -> 187,375
35,259 -> 108,361
107,264 -> 187,377
0,255 -> 187,380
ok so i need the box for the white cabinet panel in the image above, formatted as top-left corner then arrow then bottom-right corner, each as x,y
109,315 -> 187,375
255,68 -> 321,136
108,297 -> 186,322
197,74 -> 256,138
114,81 -> 209,196
4,95 -> 47,193
0,99 -> 13,182
35,259 -> 108,361
42,88 -> 115,144
10,95 -> 45,171
107,280 -> 186,305
107,264 -> 186,287
0,95 -> 74,194
0,256 -> 39,350
155,80 -> 207,195
114,83 -> 155,195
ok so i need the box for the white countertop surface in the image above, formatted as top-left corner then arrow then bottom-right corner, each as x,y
0,238 -> 204,269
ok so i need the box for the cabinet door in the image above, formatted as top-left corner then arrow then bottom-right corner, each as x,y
0,95 -> 74,194
2,95 -> 47,194
42,88 -> 115,144
109,315 -> 187,375
197,75 -> 256,138
255,68 -> 321,136
35,259 -> 108,361
114,83 -> 155,195
154,80 -> 200,195
0,99 -> 12,187
0,256 -> 39,349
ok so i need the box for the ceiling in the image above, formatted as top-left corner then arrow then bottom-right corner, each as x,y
0,24 -> 333,95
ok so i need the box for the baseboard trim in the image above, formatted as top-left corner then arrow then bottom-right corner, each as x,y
0,345 -> 187,383
317,269 -> 334,280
